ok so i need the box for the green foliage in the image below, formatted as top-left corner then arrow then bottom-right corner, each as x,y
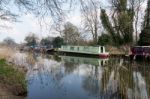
100,9 -> 117,45
120,0 -> 127,11
118,11 -> 133,43
40,37 -> 53,46
97,34 -> 111,46
52,36 -> 64,48
25,33 -> 38,46
0,59 -> 27,95
100,0 -> 134,46
138,27 -> 150,46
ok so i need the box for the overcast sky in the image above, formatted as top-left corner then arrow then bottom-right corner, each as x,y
0,0 -> 147,43
0,11 -> 83,43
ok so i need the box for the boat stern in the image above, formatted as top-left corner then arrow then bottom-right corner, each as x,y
99,52 -> 109,58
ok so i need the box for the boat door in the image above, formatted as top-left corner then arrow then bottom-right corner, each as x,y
101,46 -> 103,53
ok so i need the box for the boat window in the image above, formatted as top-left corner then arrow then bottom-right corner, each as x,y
101,47 -> 103,53
77,47 -> 79,51
84,46 -> 89,51
63,46 -> 67,49
84,46 -> 89,49
70,47 -> 74,50
143,47 -> 150,53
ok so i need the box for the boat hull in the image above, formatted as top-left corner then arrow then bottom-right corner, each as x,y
130,54 -> 150,61
56,51 -> 109,58
99,54 -> 109,58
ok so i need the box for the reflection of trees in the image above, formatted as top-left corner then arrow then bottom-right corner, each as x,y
27,57 -> 79,92
27,58 -> 65,90
53,54 -> 61,62
82,66 -> 101,95
26,53 -> 38,66
25,54 -> 150,99
81,58 -> 128,98
64,62 -> 78,75
133,72 -> 149,99
101,58 -> 150,99
132,61 -> 150,99
101,58 -> 135,98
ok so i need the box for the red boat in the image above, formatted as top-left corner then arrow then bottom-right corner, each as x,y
130,46 -> 150,59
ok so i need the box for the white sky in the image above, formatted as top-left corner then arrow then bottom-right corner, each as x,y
0,6 -> 83,43
0,13 -> 82,43
0,0 -> 147,43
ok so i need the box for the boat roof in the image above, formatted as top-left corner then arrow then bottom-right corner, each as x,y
61,45 -> 104,47
132,46 -> 150,47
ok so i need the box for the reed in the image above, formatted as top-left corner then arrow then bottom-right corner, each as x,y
26,53 -> 36,65
0,46 -> 15,59
106,46 -> 129,55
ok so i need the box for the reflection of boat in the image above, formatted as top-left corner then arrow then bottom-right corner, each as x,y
60,55 -> 109,66
58,45 -> 109,58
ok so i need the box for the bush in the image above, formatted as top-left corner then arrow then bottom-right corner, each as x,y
97,34 -> 111,46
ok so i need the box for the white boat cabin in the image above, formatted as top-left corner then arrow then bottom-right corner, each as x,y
59,45 -> 107,55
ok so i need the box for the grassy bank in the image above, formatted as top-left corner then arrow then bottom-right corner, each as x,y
0,58 -> 27,96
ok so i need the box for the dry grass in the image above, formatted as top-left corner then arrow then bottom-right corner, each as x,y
106,45 -> 130,55
0,45 -> 27,96
0,45 -> 16,59
26,53 -> 36,65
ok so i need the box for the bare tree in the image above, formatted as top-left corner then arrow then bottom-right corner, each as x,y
3,37 -> 16,46
80,0 -> 100,43
0,0 -> 18,23
53,19 -> 65,37
0,0 -> 76,22
63,22 -> 81,45
129,0 -> 145,43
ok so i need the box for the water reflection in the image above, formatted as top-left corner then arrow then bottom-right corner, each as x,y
60,56 -> 108,66
13,53 -> 150,99
133,72 -> 148,99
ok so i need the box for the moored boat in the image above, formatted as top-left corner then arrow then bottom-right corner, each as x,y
130,46 -> 150,60
58,45 -> 109,58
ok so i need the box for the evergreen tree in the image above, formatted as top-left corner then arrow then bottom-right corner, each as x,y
52,37 -> 64,48
100,0 -> 134,46
97,34 -> 111,46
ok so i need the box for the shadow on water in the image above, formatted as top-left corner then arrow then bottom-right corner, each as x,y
14,53 -> 150,99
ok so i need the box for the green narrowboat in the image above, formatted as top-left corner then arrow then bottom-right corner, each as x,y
58,45 -> 109,58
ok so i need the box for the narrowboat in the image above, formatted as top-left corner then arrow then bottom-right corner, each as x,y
130,46 -> 150,60
58,45 -> 109,58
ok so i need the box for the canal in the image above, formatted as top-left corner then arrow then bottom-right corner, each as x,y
13,53 -> 150,99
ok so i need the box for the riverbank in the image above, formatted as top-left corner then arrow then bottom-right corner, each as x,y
105,45 -> 130,56
0,59 -> 27,97
0,46 -> 27,98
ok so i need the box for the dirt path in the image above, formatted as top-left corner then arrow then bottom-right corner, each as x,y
0,85 -> 25,99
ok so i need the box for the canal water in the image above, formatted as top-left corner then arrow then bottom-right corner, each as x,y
13,53 -> 150,99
